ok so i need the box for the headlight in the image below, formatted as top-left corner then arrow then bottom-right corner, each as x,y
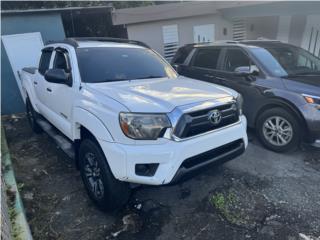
302,94 -> 320,110
119,113 -> 171,140
236,94 -> 244,115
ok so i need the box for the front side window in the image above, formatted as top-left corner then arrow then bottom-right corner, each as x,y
53,50 -> 69,72
192,48 -> 221,69
39,49 -> 53,75
224,49 -> 251,72
76,47 -> 177,83
251,45 -> 320,77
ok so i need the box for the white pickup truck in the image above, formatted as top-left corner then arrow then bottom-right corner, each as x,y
21,38 -> 248,211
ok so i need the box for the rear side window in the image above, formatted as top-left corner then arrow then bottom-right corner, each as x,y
171,45 -> 193,64
224,49 -> 251,72
192,48 -> 221,69
38,49 -> 53,75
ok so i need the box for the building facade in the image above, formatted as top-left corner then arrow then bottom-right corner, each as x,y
112,2 -> 320,61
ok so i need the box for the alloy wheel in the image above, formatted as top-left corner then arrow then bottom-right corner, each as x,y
84,152 -> 104,199
262,116 -> 293,146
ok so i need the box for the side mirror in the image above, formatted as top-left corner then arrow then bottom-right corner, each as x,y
234,65 -> 259,80
44,69 -> 71,86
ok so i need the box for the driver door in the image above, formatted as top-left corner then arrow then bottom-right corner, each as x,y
44,48 -> 74,138
218,48 -> 262,120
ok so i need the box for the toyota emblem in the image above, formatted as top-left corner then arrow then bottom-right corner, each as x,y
208,109 -> 222,125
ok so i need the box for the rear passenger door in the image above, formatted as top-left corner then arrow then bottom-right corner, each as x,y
184,47 -> 223,85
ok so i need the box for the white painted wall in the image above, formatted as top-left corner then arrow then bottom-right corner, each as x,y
277,16 -> 292,43
301,14 -> 320,56
127,13 -> 233,56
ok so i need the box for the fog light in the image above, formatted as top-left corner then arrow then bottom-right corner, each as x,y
135,163 -> 159,176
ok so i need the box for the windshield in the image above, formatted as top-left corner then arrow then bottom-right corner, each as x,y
76,47 -> 177,83
251,45 -> 320,77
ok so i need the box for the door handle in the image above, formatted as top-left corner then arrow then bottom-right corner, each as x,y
46,88 -> 52,92
34,81 -> 38,85
204,74 -> 215,78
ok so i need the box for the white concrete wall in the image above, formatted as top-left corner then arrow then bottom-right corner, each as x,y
126,11 -> 319,58
127,13 -> 233,56
245,16 -> 279,40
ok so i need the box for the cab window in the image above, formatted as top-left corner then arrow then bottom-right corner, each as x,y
53,49 -> 70,73
192,48 -> 221,69
223,49 -> 251,72
39,48 -> 53,75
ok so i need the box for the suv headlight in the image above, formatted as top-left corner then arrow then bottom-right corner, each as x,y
119,113 -> 171,140
236,94 -> 244,115
303,94 -> 320,110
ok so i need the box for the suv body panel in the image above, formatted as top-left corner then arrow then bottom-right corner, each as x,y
173,41 -> 320,144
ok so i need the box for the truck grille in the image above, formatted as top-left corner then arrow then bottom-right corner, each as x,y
173,103 -> 239,139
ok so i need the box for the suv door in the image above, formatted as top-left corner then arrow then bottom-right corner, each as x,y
44,47 -> 74,137
219,47 -> 263,124
183,47 -> 223,84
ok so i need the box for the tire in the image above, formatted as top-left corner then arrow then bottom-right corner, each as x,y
256,107 -> 301,152
79,138 -> 131,211
26,98 -> 42,134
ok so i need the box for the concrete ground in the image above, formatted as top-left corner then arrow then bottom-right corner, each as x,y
2,114 -> 320,240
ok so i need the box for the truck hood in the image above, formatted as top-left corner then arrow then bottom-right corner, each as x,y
84,76 -> 237,112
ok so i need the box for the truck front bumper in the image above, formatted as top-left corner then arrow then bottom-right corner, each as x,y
99,115 -> 248,185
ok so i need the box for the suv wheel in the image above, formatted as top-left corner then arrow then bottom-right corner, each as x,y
256,107 -> 301,152
26,98 -> 42,134
79,139 -> 131,211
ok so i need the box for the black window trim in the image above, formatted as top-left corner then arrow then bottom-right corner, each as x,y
219,46 -> 265,78
53,47 -> 72,73
189,46 -> 224,71
39,47 -> 54,76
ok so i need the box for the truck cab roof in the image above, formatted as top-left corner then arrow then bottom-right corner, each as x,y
46,37 -> 150,49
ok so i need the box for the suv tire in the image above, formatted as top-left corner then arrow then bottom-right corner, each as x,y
256,107 -> 301,152
26,98 -> 42,134
79,139 -> 131,211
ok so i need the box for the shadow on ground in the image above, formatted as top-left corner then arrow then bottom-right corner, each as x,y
2,114 -> 320,240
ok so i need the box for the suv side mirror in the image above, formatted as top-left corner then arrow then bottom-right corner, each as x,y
234,65 -> 259,80
45,69 -> 71,86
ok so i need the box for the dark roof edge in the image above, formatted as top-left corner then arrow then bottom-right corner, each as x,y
46,37 -> 150,49
1,5 -> 113,15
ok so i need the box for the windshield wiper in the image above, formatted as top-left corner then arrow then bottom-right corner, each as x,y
132,75 -> 165,80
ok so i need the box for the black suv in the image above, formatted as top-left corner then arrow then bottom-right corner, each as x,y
172,40 -> 320,152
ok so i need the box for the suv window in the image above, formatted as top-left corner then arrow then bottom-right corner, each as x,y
192,48 -> 221,69
171,45 -> 193,64
39,48 -> 53,75
224,49 -> 251,72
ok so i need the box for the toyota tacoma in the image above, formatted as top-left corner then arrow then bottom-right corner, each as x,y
21,38 -> 248,211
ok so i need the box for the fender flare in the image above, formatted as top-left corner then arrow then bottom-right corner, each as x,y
72,107 -> 114,142
254,97 -> 307,133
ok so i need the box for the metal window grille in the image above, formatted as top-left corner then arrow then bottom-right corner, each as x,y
232,18 -> 246,41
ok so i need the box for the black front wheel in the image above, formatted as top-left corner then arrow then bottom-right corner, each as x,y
256,107 -> 301,152
26,98 -> 42,134
79,139 -> 131,212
